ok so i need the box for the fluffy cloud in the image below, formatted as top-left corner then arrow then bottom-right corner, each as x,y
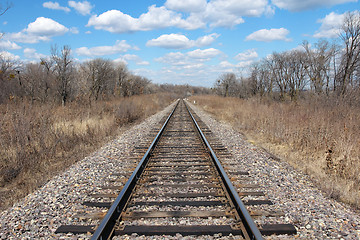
27,17 -> 68,36
68,1 -> 94,15
146,33 -> 219,49
0,51 -> 20,61
234,49 -> 258,61
87,1 -> 272,33
165,0 -> 207,12
156,48 -> 222,67
0,40 -> 21,50
245,28 -> 291,42
191,0 -> 268,28
313,12 -> 347,38
155,52 -> 188,66
187,48 -> 223,59
114,54 -> 150,66
272,0 -> 356,11
43,2 -> 70,12
75,40 -> 137,56
24,48 -> 46,60
219,60 -> 254,69
87,6 -> 195,33
6,17 -> 69,43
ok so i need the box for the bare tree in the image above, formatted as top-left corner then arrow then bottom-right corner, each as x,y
114,62 -> 130,97
81,58 -> 115,101
126,75 -> 151,96
268,52 -> 289,100
337,11 -> 360,95
303,40 -> 336,95
287,50 -> 308,100
51,45 -> 73,106
214,73 -> 238,97
0,53 -> 20,103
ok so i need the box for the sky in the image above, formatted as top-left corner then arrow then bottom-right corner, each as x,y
0,0 -> 359,87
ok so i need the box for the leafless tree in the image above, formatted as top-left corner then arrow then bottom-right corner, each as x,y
114,62 -> 130,97
303,40 -> 336,95
0,53 -> 20,103
337,11 -> 360,95
81,58 -> 115,101
51,45 -> 74,106
287,50 -> 308,100
214,73 -> 238,97
268,52 -> 290,100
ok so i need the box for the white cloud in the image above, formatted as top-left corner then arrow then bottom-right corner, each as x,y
87,6 -> 195,33
68,1 -> 94,15
156,48 -> 222,69
0,40 -> 21,50
313,11 -> 347,38
146,33 -> 219,49
87,1 -> 272,33
70,27 -> 79,34
187,48 -> 223,59
191,0 -> 268,28
272,0 -> 357,11
5,17 -> 69,43
165,0 -> 207,12
24,48 -> 46,60
218,60 -> 254,72
115,54 -> 150,66
245,28 -> 291,42
75,40 -> 137,56
0,51 -> 20,61
234,49 -> 258,61
27,17 -> 68,36
43,1 -> 70,12
156,52 -> 188,66
208,0 -> 269,17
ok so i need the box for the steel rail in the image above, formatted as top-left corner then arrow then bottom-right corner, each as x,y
91,100 -> 180,240
184,100 -> 263,240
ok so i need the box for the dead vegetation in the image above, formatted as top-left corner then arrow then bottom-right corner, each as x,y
190,94 -> 360,208
0,93 -> 175,210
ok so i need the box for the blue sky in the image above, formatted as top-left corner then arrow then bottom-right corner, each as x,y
0,0 -> 359,87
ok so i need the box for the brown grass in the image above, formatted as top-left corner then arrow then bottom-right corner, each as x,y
0,93 -> 175,210
189,95 -> 360,208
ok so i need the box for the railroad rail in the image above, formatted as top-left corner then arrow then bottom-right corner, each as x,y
56,99 -> 296,239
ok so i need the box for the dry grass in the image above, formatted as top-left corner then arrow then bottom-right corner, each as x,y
189,95 -> 360,208
0,93 -> 175,210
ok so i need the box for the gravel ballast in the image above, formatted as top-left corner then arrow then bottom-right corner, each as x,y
1,100 -> 359,239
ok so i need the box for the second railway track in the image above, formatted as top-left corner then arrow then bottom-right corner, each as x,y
56,99 -> 296,239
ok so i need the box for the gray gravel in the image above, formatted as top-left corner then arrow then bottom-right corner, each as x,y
1,100 -> 360,240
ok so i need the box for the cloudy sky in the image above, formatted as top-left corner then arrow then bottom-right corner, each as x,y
1,0 -> 359,86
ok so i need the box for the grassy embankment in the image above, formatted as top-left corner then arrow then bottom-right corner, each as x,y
0,93 -> 175,210
190,95 -> 360,208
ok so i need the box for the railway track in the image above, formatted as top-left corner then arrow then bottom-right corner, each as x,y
56,99 -> 296,239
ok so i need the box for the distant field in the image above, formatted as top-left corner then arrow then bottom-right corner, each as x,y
0,93 -> 175,210
190,95 -> 360,208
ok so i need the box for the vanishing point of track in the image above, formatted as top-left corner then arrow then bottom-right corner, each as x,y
56,99 -> 296,239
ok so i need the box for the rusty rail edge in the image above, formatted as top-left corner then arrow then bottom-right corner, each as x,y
184,100 -> 263,240
91,100 -> 180,240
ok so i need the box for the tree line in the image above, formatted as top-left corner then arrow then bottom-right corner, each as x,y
0,45 -> 155,105
0,45 -> 210,105
214,12 -> 360,101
